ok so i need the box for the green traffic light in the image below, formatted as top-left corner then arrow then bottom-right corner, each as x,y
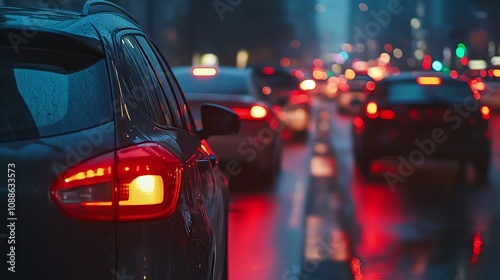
432,61 -> 443,72
456,43 -> 466,58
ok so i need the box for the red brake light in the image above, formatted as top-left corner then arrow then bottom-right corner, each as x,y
380,110 -> 396,120
366,102 -> 378,118
353,116 -> 364,129
365,81 -> 376,92
481,105 -> 490,120
51,143 -> 183,222
290,90 -> 310,105
416,77 -> 442,85
232,105 -> 268,120
262,66 -> 275,75
192,67 -> 217,77
262,86 -> 272,95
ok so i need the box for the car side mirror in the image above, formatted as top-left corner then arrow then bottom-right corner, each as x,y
197,103 -> 240,139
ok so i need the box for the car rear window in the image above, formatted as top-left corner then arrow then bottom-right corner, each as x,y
174,71 -> 251,95
0,49 -> 112,142
386,81 -> 472,103
257,73 -> 300,91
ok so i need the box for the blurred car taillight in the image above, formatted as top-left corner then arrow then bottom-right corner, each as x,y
51,143 -> 183,222
365,102 -> 395,120
366,102 -> 378,118
365,81 -> 376,92
290,90 -> 310,105
481,105 -> 491,120
232,105 -> 268,120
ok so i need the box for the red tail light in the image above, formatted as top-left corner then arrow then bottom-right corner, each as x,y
481,105 -> 490,120
290,90 -> 310,105
232,105 -> 268,120
353,116 -> 364,129
51,143 -> 183,222
365,81 -> 376,92
365,102 -> 379,118
380,110 -> 395,120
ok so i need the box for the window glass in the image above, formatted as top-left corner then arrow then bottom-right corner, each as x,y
120,35 -> 168,126
0,51 -> 111,142
136,36 -> 195,132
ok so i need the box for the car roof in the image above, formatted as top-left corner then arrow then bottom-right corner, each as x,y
0,1 -> 141,41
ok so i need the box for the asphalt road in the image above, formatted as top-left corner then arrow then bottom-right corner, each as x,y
228,97 -> 500,280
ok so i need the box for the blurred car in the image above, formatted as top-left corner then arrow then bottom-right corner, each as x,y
336,74 -> 375,115
253,66 -> 311,141
0,2 -> 237,279
477,72 -> 500,111
353,72 -> 491,184
172,66 -> 284,183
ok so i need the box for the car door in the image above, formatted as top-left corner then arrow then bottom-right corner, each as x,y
134,35 -> 229,280
114,33 -> 217,279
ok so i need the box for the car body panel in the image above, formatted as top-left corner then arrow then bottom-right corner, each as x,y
0,5 -> 229,279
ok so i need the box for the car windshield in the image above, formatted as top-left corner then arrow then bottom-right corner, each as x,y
258,73 -> 300,91
0,50 -> 111,142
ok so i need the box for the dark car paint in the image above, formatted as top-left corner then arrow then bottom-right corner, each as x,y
0,5 -> 228,280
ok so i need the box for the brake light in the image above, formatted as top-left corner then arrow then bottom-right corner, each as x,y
366,102 -> 378,118
290,90 -> 310,105
192,67 -> 217,77
262,66 -> 275,75
416,77 -> 442,85
380,110 -> 395,120
51,143 -> 183,222
232,105 -> 268,120
262,86 -> 272,95
481,105 -> 490,120
353,116 -> 364,129
365,81 -> 376,92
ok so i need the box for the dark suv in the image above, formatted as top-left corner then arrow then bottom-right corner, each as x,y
0,1 -> 238,279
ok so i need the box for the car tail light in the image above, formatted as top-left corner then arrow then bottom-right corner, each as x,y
365,102 -> 379,118
262,66 -> 275,75
416,76 -> 442,85
380,110 -> 395,120
232,105 -> 268,120
192,67 -> 217,77
353,116 -> 364,129
290,90 -> 310,105
51,143 -> 183,222
365,81 -> 376,92
481,105 -> 490,120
